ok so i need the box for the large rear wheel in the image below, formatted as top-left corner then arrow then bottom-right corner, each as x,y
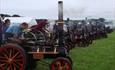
0,44 -> 26,70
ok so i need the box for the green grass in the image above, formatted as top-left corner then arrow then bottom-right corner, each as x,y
70,31 -> 115,70
35,31 -> 115,70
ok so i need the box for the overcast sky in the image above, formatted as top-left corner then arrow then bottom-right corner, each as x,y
0,0 -> 115,19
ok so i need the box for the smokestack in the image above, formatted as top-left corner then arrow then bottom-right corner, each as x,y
57,1 -> 64,48
58,1 -> 63,21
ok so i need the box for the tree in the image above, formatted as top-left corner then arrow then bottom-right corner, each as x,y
0,14 -> 11,17
12,14 -> 21,17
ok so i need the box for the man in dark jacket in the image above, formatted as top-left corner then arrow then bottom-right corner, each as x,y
2,19 -> 11,43
0,15 -> 5,46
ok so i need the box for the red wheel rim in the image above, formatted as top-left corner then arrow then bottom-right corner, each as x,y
50,57 -> 71,70
0,45 -> 26,70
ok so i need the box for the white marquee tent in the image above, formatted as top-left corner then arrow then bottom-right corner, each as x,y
5,17 -> 37,27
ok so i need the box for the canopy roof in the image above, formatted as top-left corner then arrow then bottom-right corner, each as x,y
5,17 -> 37,27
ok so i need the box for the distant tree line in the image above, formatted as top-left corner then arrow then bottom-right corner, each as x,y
0,14 -> 21,17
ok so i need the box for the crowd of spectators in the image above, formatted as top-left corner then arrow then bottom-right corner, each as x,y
0,15 -> 29,46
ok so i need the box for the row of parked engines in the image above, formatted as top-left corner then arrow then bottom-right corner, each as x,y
21,18 -> 113,52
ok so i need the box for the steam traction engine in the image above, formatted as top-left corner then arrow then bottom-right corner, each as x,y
0,1 -> 73,70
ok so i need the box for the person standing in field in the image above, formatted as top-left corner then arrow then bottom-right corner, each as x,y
2,19 -> 11,43
0,15 -> 5,46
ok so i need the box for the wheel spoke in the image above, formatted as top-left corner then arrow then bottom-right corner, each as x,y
9,48 -> 13,58
8,63 -> 19,70
62,61 -> 65,70
13,65 -> 17,70
14,60 -> 23,66
51,65 -> 55,70
11,64 -> 14,70
0,57 -> 7,61
12,63 -> 18,70
14,54 -> 23,59
60,61 -> 65,70
56,61 -> 61,70
0,63 -> 6,67
4,48 -> 10,56
3,52 -> 9,59
0,56 -> 7,59
14,59 -> 23,62
62,66 -> 65,70
7,64 -> 12,70
65,63 -> 70,70
14,57 -> 23,61
12,52 -> 20,59
0,59 -> 8,62
14,61 -> 23,67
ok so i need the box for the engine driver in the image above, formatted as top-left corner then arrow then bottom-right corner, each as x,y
5,22 -> 29,43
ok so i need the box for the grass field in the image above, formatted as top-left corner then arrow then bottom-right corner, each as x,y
35,31 -> 115,70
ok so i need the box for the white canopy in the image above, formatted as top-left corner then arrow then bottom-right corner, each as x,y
5,17 -> 37,27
